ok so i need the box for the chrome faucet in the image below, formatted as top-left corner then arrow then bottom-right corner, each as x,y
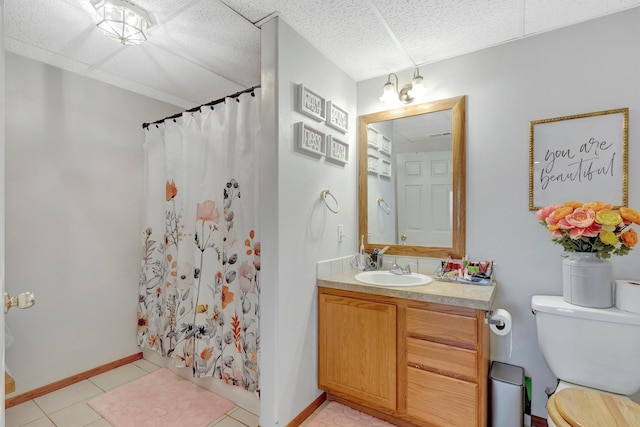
390,263 -> 411,275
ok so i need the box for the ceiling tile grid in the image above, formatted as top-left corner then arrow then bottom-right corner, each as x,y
5,0 -> 640,109
373,0 -> 522,67
224,0 -> 416,80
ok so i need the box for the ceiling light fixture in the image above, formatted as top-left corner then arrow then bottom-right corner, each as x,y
93,0 -> 151,45
379,67 -> 427,105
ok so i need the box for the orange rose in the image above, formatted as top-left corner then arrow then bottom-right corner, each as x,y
621,229 -> 638,247
563,201 -> 584,209
583,201 -> 613,213
552,206 -> 574,220
620,207 -> 640,225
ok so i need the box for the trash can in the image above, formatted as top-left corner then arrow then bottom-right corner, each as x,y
489,361 -> 525,427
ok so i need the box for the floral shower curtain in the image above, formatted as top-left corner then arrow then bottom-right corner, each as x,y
137,90 -> 261,396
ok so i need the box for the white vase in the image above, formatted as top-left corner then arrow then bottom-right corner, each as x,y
562,252 -> 614,308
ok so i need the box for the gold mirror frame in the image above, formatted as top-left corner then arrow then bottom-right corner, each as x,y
358,95 -> 466,258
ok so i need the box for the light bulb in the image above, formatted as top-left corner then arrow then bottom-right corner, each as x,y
408,74 -> 426,98
379,81 -> 397,103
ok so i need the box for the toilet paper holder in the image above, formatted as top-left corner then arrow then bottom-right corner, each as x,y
485,310 -> 505,328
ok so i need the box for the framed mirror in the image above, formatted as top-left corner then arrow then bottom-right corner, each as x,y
358,95 -> 466,258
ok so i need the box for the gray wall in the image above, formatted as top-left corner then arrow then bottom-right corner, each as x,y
357,7 -> 640,418
4,52 -> 180,395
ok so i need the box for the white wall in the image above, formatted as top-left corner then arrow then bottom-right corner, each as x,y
4,53 -> 181,395
260,17 -> 358,426
357,8 -> 640,418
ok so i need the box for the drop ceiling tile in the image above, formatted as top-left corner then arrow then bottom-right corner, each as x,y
227,0 -> 413,81
372,0 -> 521,66
149,0 -> 260,87
220,0 -> 279,23
5,0 -> 122,66
130,0 -> 199,24
90,43 -> 245,107
524,0 -> 640,34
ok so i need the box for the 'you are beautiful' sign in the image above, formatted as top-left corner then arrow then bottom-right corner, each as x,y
529,108 -> 628,210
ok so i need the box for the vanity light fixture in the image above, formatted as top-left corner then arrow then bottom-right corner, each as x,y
379,67 -> 427,105
92,0 -> 151,45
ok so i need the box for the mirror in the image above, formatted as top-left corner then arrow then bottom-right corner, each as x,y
358,95 -> 466,258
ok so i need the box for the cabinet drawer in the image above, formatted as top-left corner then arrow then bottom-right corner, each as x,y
407,367 -> 478,427
407,337 -> 477,379
406,307 -> 477,346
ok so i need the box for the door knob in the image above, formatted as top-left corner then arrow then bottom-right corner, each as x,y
4,292 -> 36,314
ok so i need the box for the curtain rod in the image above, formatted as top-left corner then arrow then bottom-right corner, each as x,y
142,85 -> 261,129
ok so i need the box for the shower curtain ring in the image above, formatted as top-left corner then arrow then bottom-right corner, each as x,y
321,190 -> 339,213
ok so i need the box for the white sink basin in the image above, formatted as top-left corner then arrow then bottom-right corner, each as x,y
354,271 -> 433,287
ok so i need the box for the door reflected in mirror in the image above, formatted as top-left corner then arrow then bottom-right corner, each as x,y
358,96 -> 466,259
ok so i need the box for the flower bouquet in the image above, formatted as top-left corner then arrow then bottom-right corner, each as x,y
536,201 -> 640,259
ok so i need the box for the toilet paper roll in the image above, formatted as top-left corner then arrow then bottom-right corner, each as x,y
490,308 -> 513,358
615,280 -> 640,314
490,308 -> 512,336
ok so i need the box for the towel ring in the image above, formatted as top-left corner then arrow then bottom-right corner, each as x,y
377,198 -> 391,215
321,190 -> 340,213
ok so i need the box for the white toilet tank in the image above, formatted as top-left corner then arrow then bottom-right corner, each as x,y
532,295 -> 640,395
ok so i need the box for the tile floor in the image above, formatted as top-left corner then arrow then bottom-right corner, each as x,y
5,358 -> 261,427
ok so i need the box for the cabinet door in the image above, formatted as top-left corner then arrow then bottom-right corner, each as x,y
318,292 -> 397,411
407,367 -> 478,426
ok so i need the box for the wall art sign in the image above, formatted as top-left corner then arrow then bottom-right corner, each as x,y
296,84 -> 326,121
325,135 -> 349,165
295,122 -> 326,157
367,154 -> 379,174
380,159 -> 392,177
367,126 -> 379,149
529,108 -> 628,210
380,135 -> 391,156
326,101 -> 349,133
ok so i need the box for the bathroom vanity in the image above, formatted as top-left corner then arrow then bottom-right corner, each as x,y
317,270 -> 495,427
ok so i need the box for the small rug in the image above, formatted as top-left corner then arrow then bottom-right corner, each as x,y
307,402 -> 396,426
88,368 -> 235,427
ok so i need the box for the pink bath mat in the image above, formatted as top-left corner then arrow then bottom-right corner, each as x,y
307,401 -> 396,426
88,368 -> 235,427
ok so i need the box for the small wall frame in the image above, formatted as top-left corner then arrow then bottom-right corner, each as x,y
529,108 -> 628,210
295,122 -> 326,157
326,101 -> 349,133
380,135 -> 391,156
367,126 -> 380,149
325,135 -> 349,165
296,84 -> 326,121
380,159 -> 392,177
367,154 -> 379,174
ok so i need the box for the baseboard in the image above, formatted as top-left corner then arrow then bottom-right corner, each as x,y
4,352 -> 143,409
532,414 -> 548,427
286,392 -> 326,427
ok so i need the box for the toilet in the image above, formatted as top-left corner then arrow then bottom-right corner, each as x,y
532,295 -> 640,426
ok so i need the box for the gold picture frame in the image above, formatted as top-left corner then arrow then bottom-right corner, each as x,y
529,108 -> 628,210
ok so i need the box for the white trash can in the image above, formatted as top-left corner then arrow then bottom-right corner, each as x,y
489,361 -> 524,427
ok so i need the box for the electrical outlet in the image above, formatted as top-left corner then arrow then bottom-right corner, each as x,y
338,224 -> 344,243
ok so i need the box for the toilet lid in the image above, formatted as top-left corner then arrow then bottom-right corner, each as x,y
549,388 -> 640,427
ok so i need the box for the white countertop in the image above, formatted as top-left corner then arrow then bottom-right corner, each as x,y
318,270 -> 496,311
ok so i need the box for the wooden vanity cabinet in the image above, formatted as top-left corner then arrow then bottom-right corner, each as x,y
318,287 -> 490,427
317,290 -> 397,411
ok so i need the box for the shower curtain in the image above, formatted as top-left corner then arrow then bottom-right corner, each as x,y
137,90 -> 261,396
